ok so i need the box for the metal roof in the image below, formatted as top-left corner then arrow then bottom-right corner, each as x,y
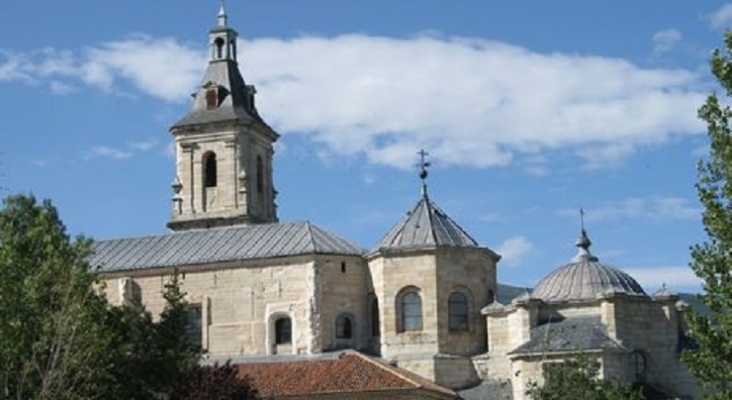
171,60 -> 267,129
90,221 -> 364,272
509,316 -> 626,356
531,230 -> 647,303
371,194 -> 480,253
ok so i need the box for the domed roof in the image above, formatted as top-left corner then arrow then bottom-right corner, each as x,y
531,230 -> 647,303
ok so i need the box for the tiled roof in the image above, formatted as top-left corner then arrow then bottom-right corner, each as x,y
235,351 -> 456,399
509,316 -> 626,356
90,222 -> 364,272
371,194 -> 484,253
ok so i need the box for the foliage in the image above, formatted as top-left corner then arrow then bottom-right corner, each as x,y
0,194 -> 255,399
171,362 -> 260,400
684,29 -> 732,399
0,194 -> 111,400
526,354 -> 642,400
102,277 -> 199,400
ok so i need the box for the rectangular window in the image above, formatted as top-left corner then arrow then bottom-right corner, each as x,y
186,304 -> 203,348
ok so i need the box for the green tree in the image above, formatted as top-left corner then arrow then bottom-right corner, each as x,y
0,194 -> 256,400
684,30 -> 732,399
0,194 -> 111,400
526,355 -> 641,400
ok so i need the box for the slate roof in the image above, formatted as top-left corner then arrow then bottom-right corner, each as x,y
171,60 -> 268,129
90,221 -> 364,272
371,194 -> 483,254
531,230 -> 647,303
235,351 -> 456,399
458,380 -> 513,400
509,316 -> 626,356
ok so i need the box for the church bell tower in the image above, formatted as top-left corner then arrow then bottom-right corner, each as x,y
167,5 -> 279,231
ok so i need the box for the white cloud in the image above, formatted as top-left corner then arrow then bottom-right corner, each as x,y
0,33 -> 707,169
0,51 -> 33,82
496,236 -> 534,266
244,35 -> 704,169
709,3 -> 732,30
129,138 -> 159,151
81,35 -> 206,102
651,29 -> 682,55
84,146 -> 133,160
85,138 -> 162,161
623,266 -> 701,290
558,197 -> 701,222
49,80 -> 75,95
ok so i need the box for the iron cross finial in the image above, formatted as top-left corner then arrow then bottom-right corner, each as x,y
417,149 -> 431,197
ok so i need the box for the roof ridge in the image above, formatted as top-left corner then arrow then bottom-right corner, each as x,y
346,352 -> 455,396
303,220 -> 317,253
424,198 -> 439,245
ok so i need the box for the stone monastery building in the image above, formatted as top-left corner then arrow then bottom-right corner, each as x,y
90,7 -> 698,400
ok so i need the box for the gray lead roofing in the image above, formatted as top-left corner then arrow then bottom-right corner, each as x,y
509,316 -> 626,356
90,221 -> 364,272
531,229 -> 647,302
371,194 -> 480,253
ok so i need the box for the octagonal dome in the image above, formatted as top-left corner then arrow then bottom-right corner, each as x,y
531,230 -> 647,303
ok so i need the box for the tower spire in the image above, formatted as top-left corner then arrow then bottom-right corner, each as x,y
217,0 -> 228,27
417,149 -> 430,197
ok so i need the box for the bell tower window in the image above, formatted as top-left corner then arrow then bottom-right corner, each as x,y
204,152 -> 217,188
205,88 -> 218,109
214,37 -> 225,59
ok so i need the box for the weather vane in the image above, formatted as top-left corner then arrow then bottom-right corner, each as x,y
417,149 -> 430,196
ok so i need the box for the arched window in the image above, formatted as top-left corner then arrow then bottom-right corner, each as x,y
256,155 -> 264,195
275,317 -> 291,344
204,152 -> 217,188
631,350 -> 647,382
336,314 -> 353,339
399,290 -> 422,332
371,297 -> 380,337
214,37 -> 225,59
448,292 -> 469,331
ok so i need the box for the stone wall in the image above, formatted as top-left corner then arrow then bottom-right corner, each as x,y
435,247 -> 496,356
607,295 -> 698,398
368,251 -> 440,360
102,253 -> 369,357
314,256 -> 371,352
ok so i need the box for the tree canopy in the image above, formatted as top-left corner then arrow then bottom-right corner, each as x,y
0,194 -> 258,400
526,355 -> 641,400
684,29 -> 732,399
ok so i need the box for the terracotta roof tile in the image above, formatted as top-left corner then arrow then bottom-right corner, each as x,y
235,351 -> 455,398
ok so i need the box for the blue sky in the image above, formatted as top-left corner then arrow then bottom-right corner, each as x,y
2,1 -> 731,293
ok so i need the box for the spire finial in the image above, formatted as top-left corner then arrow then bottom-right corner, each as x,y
573,208 -> 598,261
417,149 -> 430,197
576,208 -> 591,250
217,0 -> 228,27
580,207 -> 586,232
